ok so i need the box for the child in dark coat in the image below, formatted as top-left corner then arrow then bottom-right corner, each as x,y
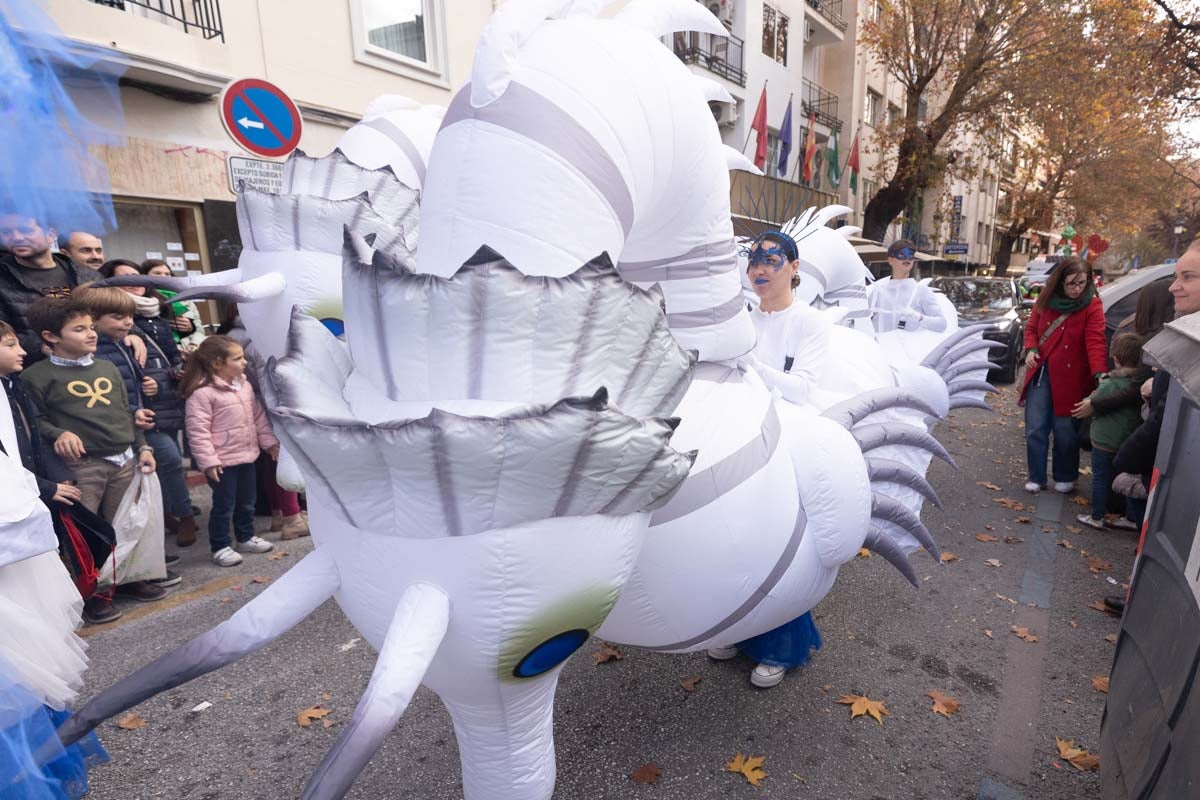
1071,333 -> 1147,530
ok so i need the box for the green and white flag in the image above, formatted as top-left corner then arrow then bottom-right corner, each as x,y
826,127 -> 841,188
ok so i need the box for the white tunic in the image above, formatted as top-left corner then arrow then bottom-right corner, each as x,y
867,277 -> 947,333
749,300 -> 831,406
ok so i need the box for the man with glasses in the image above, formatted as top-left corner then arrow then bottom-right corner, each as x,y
867,239 -> 947,333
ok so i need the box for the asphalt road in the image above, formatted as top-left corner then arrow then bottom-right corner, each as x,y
74,382 -> 1132,800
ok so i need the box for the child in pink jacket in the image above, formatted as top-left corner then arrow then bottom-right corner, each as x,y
182,336 -> 278,566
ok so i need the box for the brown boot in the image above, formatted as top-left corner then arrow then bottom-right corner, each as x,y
280,513 -> 310,540
175,515 -> 198,547
270,511 -> 284,532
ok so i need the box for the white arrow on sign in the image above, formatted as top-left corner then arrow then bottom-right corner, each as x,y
237,116 -> 264,130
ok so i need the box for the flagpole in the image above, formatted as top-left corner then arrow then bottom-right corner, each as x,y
742,80 -> 768,154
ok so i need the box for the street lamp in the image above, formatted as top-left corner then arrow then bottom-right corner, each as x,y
1174,220 -> 1186,258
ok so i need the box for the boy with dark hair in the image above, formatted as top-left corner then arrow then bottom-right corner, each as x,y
1071,333 -> 1147,531
0,320 -> 80,506
20,297 -> 166,623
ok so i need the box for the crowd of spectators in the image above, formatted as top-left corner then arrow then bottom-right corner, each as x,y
1,213 -> 307,626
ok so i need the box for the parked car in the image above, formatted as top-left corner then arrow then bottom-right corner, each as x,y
931,276 -> 1025,384
1098,263 -> 1176,347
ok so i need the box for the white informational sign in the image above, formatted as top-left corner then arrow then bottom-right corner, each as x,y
228,156 -> 285,195
146,251 -> 163,260
184,252 -> 201,262
166,242 -> 183,251
166,256 -> 186,273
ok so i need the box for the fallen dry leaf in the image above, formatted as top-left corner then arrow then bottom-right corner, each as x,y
267,551 -> 289,561
1058,539 -> 1076,551
995,594 -> 1017,604
679,675 -> 701,692
1092,676 -> 1110,693
857,547 -> 871,558
250,576 -> 271,584
976,533 -> 1000,543
1069,620 -> 1079,629
1056,738 -> 1101,771
993,497 -> 1027,511
836,694 -> 889,725
940,552 -> 959,563
1016,515 -> 1033,524
297,705 -> 331,727
1105,633 -> 1118,644
593,641 -> 624,665
927,690 -> 961,717
984,558 -> 1003,568
725,752 -> 767,786
985,524 -> 997,531
1088,600 -> 1119,616
1004,536 -> 1025,544
1065,524 -> 1083,534
631,764 -> 662,785
1087,557 -> 1113,573
321,691 -> 332,701
820,683 -> 833,692
984,629 -> 994,639
117,712 -> 147,730
1011,625 -> 1038,643
322,718 -> 336,729
977,481 -> 1002,491
1042,525 -> 1056,533
1071,496 -> 1090,507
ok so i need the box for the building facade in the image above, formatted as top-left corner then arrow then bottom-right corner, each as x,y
37,0 -> 492,323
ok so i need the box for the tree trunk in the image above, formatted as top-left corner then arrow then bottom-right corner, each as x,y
993,231 -> 1020,277
863,183 -> 912,241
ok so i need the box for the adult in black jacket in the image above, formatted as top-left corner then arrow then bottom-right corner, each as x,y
0,214 -> 101,363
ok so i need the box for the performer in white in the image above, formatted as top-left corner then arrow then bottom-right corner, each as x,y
708,230 -> 832,688
868,240 -> 947,333
741,231 -> 832,408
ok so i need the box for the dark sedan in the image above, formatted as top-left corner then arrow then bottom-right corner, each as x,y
931,276 -> 1025,384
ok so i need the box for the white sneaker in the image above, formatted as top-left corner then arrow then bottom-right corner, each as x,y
707,645 -> 738,661
1108,517 -> 1139,531
1024,481 -> 1042,494
1053,481 -> 1076,494
236,536 -> 274,554
212,547 -> 243,567
1076,513 -> 1105,531
750,663 -> 786,688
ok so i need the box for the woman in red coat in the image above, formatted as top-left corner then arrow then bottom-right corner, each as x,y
1018,257 -> 1107,494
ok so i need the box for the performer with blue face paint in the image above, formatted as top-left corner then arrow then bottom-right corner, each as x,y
708,231 -> 830,688
867,239 -> 947,333
738,232 -> 832,408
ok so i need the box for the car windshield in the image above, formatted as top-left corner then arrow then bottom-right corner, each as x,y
934,280 -> 1015,310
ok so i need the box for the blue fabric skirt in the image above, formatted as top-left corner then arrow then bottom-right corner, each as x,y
737,611 -> 822,669
0,668 -> 108,799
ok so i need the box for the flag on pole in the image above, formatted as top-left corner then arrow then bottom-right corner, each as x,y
846,128 -> 861,194
825,126 -> 841,188
749,86 -> 768,170
802,112 -> 817,183
777,96 -> 793,177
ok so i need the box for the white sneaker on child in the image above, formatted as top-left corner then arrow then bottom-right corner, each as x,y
236,536 -> 274,554
212,547 -> 243,567
1024,481 -> 1042,494
1054,481 -> 1076,494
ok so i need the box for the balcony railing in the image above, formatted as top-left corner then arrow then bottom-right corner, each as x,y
800,78 -> 840,131
805,0 -> 848,31
89,0 -> 225,41
672,31 -> 746,87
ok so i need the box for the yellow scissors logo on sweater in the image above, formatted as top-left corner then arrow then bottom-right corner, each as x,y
67,377 -> 113,408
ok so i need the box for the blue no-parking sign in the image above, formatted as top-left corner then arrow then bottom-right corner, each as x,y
219,78 -> 302,158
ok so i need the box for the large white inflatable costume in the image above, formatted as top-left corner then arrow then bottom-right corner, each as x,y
75,1 -> 1002,797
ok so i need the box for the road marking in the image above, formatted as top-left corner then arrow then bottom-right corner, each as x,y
79,576 -> 244,638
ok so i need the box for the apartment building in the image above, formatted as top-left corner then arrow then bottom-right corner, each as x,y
672,0 -> 846,231
36,0 -> 491,283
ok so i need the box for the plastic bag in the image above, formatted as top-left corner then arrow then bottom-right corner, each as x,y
96,471 -> 166,588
